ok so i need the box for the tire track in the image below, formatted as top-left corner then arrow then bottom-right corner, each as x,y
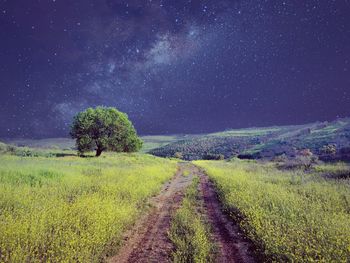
108,162 -> 193,263
195,164 -> 257,263
108,163 -> 258,263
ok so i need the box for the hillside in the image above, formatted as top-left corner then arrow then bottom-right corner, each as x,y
150,118 -> 350,161
3,118 -> 350,161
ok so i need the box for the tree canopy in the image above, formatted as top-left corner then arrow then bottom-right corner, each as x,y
70,107 -> 143,156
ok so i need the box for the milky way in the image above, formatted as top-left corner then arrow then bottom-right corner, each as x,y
1,0 -> 350,138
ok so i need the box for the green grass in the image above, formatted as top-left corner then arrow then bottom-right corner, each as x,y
4,135 -> 185,153
0,153 -> 177,262
182,170 -> 191,177
194,160 -> 350,262
4,138 -> 75,150
140,135 -> 185,152
169,176 -> 215,263
0,142 -> 7,152
314,162 -> 350,180
209,127 -> 281,137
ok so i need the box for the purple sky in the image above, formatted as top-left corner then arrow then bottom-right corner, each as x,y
1,0 -> 350,138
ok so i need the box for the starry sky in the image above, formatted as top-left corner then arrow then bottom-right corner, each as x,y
1,0 -> 350,138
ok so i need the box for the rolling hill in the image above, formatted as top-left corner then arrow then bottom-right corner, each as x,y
149,118 -> 350,161
2,118 -> 350,161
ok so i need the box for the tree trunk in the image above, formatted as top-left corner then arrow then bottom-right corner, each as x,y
96,148 -> 103,157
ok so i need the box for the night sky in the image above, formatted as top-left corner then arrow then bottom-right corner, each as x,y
1,0 -> 350,138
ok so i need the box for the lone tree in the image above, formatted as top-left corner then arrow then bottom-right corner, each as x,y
70,106 -> 143,156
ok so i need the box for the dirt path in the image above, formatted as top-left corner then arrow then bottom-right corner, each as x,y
108,163 -> 257,263
195,165 -> 257,263
108,162 -> 194,263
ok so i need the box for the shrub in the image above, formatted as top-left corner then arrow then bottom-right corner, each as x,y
272,154 -> 288,163
315,163 -> 350,179
319,144 -> 337,156
278,150 -> 318,170
5,145 -> 17,154
174,152 -> 183,159
0,142 -> 7,152
202,153 -> 225,160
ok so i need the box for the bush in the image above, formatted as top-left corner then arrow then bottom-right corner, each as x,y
272,154 -> 288,163
174,152 -> 183,159
319,144 -> 337,156
5,145 -> 17,154
202,153 -> 225,160
0,142 -> 7,152
15,147 -> 39,157
315,163 -> 350,179
278,149 -> 318,170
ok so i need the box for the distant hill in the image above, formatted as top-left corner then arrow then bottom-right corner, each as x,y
3,118 -> 350,161
140,135 -> 198,152
149,118 -> 350,161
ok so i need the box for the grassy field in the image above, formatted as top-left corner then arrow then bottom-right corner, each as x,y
209,127 -> 281,137
2,138 -> 75,150
169,176 -> 215,263
195,160 -> 350,262
3,135 -> 188,153
140,135 -> 187,153
0,153 -> 177,262
150,118 -> 350,160
1,135 -> 350,262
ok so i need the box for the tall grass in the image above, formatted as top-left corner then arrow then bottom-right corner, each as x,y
169,177 -> 215,263
0,153 -> 177,262
315,162 -> 350,180
195,160 -> 350,262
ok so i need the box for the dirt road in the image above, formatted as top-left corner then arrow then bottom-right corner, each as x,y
108,162 -> 193,263
197,165 -> 257,263
108,163 -> 257,263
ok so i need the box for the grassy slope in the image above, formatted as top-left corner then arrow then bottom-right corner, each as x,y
3,118 -> 350,159
0,153 -> 177,262
150,118 -> 350,160
140,135 -> 196,152
195,160 -> 350,262
2,138 -> 76,150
